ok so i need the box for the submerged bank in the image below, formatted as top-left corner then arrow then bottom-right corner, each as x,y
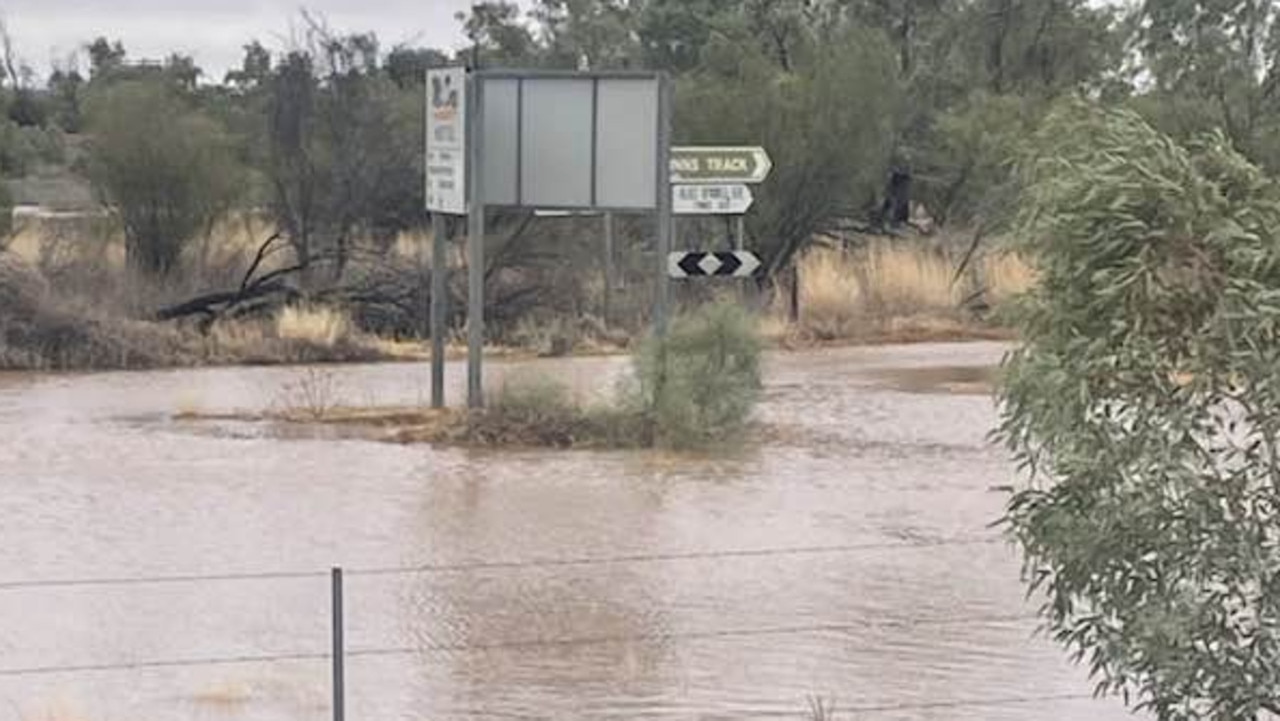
174,360 -> 998,451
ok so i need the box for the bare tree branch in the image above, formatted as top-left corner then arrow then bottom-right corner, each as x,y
951,224 -> 988,287
239,233 -> 284,293
0,17 -> 19,89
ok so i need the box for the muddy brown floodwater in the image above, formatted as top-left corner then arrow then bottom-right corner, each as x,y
0,342 -> 1139,721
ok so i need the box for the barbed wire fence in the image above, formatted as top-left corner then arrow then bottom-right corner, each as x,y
0,536 -> 1089,719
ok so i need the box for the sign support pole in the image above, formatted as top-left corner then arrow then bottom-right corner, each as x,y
467,73 -> 486,409
426,65 -> 467,407
603,212 -> 614,328
654,74 -> 673,338
429,214 -> 447,408
735,215 -> 745,252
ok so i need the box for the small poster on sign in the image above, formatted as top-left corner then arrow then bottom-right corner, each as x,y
426,67 -> 467,214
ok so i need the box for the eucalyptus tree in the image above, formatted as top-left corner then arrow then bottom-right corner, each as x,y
1000,100 -> 1280,720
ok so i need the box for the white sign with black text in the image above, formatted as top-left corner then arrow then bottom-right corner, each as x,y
673,183 -> 754,215
426,67 -> 467,215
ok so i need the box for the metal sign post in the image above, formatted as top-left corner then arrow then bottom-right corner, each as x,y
445,69 -> 668,407
426,66 -> 469,408
655,76 -> 674,338
603,212 -> 614,327
467,72 -> 486,409
429,216 -> 447,408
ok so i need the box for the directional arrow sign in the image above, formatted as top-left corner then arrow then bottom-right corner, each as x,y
667,251 -> 762,279
673,184 -> 754,215
670,146 -> 772,184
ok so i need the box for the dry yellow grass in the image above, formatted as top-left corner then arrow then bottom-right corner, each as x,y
981,250 -> 1036,303
276,305 -> 352,347
775,239 -> 1032,344
795,243 -> 962,340
5,211 -> 277,271
201,305 -> 392,365
191,679 -> 255,707
802,242 -> 981,312
1,214 -> 415,370
860,242 -> 963,312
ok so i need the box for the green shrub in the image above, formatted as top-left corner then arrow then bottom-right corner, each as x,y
468,303 -> 763,450
85,79 -> 243,276
630,301 -> 763,449
478,374 -> 647,449
489,374 -> 578,419
999,100 -> 1280,719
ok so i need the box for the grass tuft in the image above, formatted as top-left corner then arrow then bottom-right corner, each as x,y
205,305 -> 386,366
276,305 -> 352,347
806,695 -> 839,721
276,368 -> 344,420
191,679 -> 255,707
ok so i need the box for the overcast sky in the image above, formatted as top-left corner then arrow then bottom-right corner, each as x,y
2,0 -> 1124,82
1,0 -> 495,80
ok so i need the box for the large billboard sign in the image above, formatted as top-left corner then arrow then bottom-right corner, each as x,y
477,71 -> 662,211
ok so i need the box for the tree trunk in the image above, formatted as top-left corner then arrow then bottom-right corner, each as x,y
789,262 -> 800,324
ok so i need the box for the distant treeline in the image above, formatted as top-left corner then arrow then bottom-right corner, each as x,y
0,1 -> 1276,283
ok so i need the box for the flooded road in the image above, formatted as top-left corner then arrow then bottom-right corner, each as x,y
0,342 -> 1135,721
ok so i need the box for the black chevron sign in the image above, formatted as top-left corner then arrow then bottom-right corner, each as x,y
667,251 -> 762,279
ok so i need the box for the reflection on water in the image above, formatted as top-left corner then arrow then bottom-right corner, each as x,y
0,342 -> 1137,720
870,365 -> 996,395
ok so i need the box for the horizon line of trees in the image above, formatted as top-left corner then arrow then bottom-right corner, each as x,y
0,0 -> 1275,288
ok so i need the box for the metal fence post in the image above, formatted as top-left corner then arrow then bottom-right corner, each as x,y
331,567 -> 345,721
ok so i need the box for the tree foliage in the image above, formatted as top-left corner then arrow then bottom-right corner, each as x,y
84,79 -> 243,276
256,24 -> 424,284
678,21 -> 901,276
1129,1 -> 1280,172
999,100 -> 1280,720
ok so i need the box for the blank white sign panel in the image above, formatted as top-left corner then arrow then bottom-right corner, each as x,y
481,78 -> 519,206
477,73 -> 660,210
520,79 -> 594,208
595,79 -> 658,209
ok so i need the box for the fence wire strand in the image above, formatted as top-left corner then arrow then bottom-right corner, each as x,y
0,537 -> 1071,719
0,537 -> 1003,592
0,613 -> 1036,678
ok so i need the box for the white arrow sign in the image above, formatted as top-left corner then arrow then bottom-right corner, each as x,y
673,184 -> 754,215
670,146 -> 772,184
